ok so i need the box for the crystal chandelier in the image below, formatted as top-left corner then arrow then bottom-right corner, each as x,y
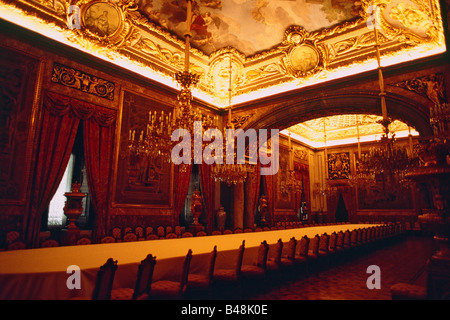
353,20 -> 420,189
210,53 -> 254,186
128,0 -> 216,164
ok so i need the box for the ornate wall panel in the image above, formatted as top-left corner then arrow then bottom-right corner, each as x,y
0,46 -> 39,205
113,90 -> 173,207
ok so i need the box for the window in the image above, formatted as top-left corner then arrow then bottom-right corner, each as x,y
47,154 -> 74,226
44,126 -> 93,229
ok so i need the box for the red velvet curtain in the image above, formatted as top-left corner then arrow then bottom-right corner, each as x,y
199,164 -> 215,233
174,164 -> 192,222
25,91 -> 116,247
244,162 -> 260,228
25,92 -> 80,247
82,106 -> 116,242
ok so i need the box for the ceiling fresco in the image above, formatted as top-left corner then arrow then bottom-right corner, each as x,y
135,0 -> 362,56
0,0 -> 446,107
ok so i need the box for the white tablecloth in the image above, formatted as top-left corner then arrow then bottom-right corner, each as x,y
0,224 -> 374,299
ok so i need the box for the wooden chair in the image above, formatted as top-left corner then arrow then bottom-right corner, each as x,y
76,237 -> 92,245
100,236 -> 116,244
41,239 -> 59,247
73,258 -> 118,300
181,232 -> 193,238
147,249 -> 193,300
241,240 -> 270,279
307,234 -> 320,268
187,246 -> 217,296
318,233 -> 330,266
343,230 -> 351,251
214,240 -> 245,283
111,254 -> 157,300
123,233 -> 137,242
146,234 -> 159,241
328,232 -> 338,261
165,233 -> 178,239
266,238 -> 283,272
213,241 -> 245,298
145,227 -> 154,237
280,237 -> 297,269
112,227 -> 122,242
6,231 -> 20,246
294,235 -> 310,272
135,226 -> 145,240
350,229 -> 359,249
174,226 -> 183,238
7,241 -> 26,250
156,226 -> 165,239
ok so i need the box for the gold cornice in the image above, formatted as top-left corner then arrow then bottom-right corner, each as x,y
1,0 -> 446,108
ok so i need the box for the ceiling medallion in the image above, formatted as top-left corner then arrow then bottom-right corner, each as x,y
74,0 -> 136,47
281,26 -> 325,79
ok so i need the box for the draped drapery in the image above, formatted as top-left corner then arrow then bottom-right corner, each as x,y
199,163 -> 215,234
25,93 -> 80,247
244,162 -> 260,228
174,164 -> 192,224
82,108 -> 116,243
24,91 -> 116,247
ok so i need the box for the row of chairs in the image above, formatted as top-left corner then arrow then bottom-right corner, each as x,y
104,222 -> 353,244
78,223 -> 405,300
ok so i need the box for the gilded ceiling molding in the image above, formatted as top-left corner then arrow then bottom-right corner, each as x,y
391,73 -> 447,105
279,26 -> 326,79
360,0 -> 444,45
1,0 -> 445,108
231,113 -> 254,129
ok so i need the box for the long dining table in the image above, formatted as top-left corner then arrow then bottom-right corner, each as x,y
0,224 -> 376,300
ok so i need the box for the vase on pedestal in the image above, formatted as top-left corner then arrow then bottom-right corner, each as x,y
62,182 -> 86,245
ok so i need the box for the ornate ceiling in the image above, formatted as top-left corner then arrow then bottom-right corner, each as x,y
1,0 -> 446,108
286,114 -> 418,148
135,0 -> 361,56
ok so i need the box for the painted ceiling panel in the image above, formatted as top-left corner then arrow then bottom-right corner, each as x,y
135,0 -> 361,56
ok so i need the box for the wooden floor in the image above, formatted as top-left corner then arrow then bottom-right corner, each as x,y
245,234 -> 434,300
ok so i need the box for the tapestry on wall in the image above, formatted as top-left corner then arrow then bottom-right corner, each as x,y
327,152 -> 350,180
114,90 -> 172,206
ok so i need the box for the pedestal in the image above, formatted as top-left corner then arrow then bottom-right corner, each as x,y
61,228 -> 80,246
62,182 -> 86,246
188,223 -> 205,235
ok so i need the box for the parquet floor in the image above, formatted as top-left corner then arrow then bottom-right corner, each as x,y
247,234 -> 434,300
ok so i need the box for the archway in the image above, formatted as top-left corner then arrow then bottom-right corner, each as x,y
242,90 -> 432,136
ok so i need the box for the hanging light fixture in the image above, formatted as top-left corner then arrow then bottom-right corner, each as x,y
355,17 -> 420,189
129,0 -> 217,164
210,52 -> 254,186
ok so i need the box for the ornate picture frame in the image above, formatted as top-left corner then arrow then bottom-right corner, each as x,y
112,90 -> 173,208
